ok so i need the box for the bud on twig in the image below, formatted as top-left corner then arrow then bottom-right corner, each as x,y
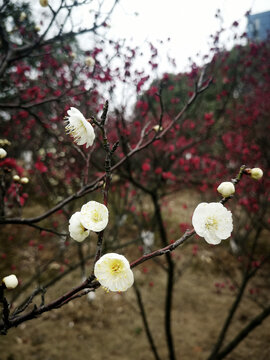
217,182 -> 235,197
20,177 -> 29,184
250,168 -> 263,180
13,175 -> 20,182
2,275 -> 18,289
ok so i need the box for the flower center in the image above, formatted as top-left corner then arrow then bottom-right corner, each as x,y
110,260 -> 122,274
91,209 -> 102,223
205,216 -> 218,230
65,119 -> 86,138
80,223 -> 87,233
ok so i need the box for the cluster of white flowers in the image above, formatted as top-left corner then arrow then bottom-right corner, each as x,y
65,107 -> 95,148
63,103 -> 264,294
68,202 -> 134,291
69,201 -> 108,242
94,253 -> 134,292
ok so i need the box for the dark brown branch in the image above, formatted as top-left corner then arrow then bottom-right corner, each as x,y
130,229 -> 195,269
133,282 -> 161,360
214,305 -> 270,360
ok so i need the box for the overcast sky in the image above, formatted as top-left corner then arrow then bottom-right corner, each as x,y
107,0 -> 270,72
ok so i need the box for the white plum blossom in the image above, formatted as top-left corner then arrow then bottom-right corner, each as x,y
69,211 -> 90,242
217,182 -> 235,197
0,148 -> 7,159
94,253 -> 134,292
192,202 -> 233,245
250,168 -> 263,180
2,274 -> 18,289
65,107 -> 95,148
80,201 -> 109,232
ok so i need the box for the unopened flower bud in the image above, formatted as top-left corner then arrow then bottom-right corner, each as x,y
152,125 -> 163,132
20,177 -> 29,184
85,56 -> 95,67
2,274 -> 18,289
19,12 -> 27,21
217,182 -> 235,197
39,0 -> 49,7
0,148 -> 7,159
13,175 -> 20,182
35,25 -> 41,32
70,52 -> 76,59
250,168 -> 263,180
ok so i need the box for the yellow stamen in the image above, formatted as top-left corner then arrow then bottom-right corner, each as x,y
205,216 -> 218,230
92,209 -> 102,223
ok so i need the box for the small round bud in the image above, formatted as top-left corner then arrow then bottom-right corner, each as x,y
20,177 -> 29,184
19,12 -> 27,21
39,0 -> 49,7
70,52 -> 76,59
0,148 -> 7,159
2,274 -> 18,289
152,125 -> 163,132
13,175 -> 20,182
217,182 -> 235,197
35,25 -> 41,32
85,56 -> 95,67
250,168 -> 263,180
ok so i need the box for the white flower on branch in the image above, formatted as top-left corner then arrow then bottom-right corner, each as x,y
94,253 -> 134,292
80,201 -> 109,232
250,168 -> 263,180
217,181 -> 235,197
192,202 -> 233,245
2,274 -> 18,289
69,212 -> 90,242
0,148 -> 7,159
65,107 -> 95,148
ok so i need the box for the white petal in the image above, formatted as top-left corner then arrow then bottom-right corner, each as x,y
69,211 -> 90,242
204,230 -> 222,245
